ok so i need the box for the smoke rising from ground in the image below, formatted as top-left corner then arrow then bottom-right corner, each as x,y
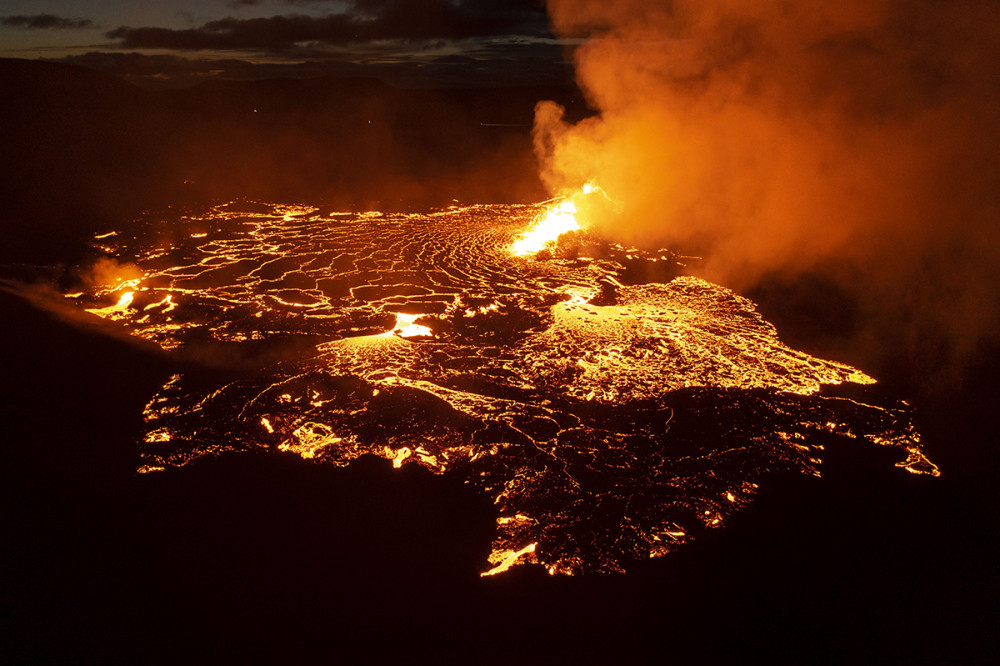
536,0 -> 1000,384
84,257 -> 143,290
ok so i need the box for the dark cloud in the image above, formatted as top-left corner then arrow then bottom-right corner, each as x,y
108,1 -> 548,51
1,14 -> 94,29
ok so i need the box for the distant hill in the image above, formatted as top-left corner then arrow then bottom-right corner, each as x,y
0,59 -> 162,263
0,58 -> 587,265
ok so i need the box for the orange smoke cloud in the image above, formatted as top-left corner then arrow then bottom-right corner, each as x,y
536,0 -> 1000,383
84,257 -> 143,291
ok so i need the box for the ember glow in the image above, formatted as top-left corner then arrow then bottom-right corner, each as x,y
68,200 -> 937,575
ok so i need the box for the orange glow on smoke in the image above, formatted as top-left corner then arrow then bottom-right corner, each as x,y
533,0 -> 1000,348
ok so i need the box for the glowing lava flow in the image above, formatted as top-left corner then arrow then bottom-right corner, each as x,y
511,199 -> 581,256
390,312 -> 433,338
85,290 -> 135,317
511,182 -> 621,256
481,542 -> 538,577
65,199 -> 939,576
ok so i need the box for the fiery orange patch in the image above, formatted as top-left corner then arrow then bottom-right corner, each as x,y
510,182 -> 618,256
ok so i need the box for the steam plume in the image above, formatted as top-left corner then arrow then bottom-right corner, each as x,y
536,0 -> 1000,383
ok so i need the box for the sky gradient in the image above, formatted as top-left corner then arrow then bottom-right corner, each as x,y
0,0 -> 572,87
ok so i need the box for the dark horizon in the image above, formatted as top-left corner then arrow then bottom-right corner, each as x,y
0,56 -> 590,266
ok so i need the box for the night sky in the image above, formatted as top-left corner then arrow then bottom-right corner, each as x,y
0,0 -> 571,87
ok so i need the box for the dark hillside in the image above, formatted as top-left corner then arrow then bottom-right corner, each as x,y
0,58 -> 586,264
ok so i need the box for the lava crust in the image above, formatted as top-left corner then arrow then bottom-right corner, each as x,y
71,201 -> 936,574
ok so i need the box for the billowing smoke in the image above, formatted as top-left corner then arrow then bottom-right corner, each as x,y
536,0 -> 1000,386
83,257 -> 143,290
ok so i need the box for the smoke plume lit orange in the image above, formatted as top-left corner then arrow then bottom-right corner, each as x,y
536,0 -> 1000,383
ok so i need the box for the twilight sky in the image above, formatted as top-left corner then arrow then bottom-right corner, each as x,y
0,0 -> 573,87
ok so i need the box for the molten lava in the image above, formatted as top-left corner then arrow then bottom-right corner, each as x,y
510,182 -> 616,256
65,199 -> 938,576
389,312 -> 433,338
511,199 -> 581,256
85,290 -> 135,317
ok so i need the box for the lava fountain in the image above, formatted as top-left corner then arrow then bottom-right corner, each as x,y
510,182 -> 619,256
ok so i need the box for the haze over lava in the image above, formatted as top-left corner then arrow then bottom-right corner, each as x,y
534,0 -> 1000,383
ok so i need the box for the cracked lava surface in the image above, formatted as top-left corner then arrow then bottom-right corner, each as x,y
72,200 -> 937,575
